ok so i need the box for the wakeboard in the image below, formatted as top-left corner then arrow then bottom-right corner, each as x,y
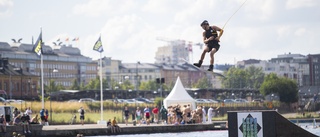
181,58 -> 225,77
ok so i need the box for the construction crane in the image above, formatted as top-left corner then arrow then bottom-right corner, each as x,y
156,37 -> 203,50
156,37 -> 204,63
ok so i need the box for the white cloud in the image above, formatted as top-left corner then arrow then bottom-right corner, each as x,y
0,0 -> 13,17
73,0 -> 137,17
286,0 -> 319,9
142,0 -> 182,14
294,28 -> 306,37
2,0 -> 319,65
244,0 -> 277,21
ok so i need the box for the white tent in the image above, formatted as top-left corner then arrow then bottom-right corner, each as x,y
163,76 -> 196,110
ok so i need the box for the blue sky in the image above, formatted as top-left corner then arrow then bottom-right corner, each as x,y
1,0 -> 319,65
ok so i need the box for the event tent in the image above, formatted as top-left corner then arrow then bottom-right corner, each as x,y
163,76 -> 196,110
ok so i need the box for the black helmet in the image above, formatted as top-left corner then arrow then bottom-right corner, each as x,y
200,20 -> 209,26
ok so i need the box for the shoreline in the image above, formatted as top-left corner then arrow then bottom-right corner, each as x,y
3,121 -> 228,137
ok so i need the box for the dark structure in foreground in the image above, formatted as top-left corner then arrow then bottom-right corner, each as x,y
228,110 -> 317,137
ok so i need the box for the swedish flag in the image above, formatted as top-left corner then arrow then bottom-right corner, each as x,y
32,32 -> 42,57
93,36 -> 103,53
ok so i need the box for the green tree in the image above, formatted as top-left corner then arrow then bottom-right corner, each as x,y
121,79 -> 134,90
192,76 -> 210,88
222,67 -> 247,88
56,84 -> 65,91
70,79 -> 79,90
45,79 -> 58,94
246,66 -> 265,89
260,73 -> 298,103
139,80 -> 158,91
86,78 -> 96,90
79,81 -> 86,90
222,66 -> 265,89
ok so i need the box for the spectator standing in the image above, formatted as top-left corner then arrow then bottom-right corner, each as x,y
39,109 -> 45,125
160,106 -> 167,124
78,107 -> 85,125
152,106 -> 159,123
136,107 -> 142,126
25,107 -> 32,121
131,110 -> 136,126
202,106 -> 206,123
0,114 -> 6,133
144,106 -> 150,123
123,107 -> 129,126
196,106 -> 202,123
44,109 -> 49,125
207,106 -> 213,123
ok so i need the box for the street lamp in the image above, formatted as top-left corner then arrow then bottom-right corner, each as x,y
25,78 -> 31,109
136,61 -> 140,98
49,68 -> 58,123
31,83 -> 35,109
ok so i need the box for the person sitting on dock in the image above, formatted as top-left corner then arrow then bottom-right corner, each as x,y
107,119 -> 115,133
0,114 -> 6,133
30,114 -> 39,124
111,117 -> 121,133
21,113 -> 31,134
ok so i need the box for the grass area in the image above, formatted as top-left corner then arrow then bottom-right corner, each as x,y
4,101 -> 319,124
50,110 -> 123,125
282,112 -> 320,119
6,101 -> 127,124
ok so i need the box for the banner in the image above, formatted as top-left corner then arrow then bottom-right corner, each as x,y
93,36 -> 103,53
32,31 -> 42,57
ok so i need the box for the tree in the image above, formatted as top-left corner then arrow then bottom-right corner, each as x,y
139,80 -> 158,91
192,76 -> 210,88
222,66 -> 265,89
121,79 -> 134,90
260,73 -> 298,104
246,66 -> 265,89
70,79 -> 79,90
222,67 -> 248,88
86,78 -> 96,90
46,79 -> 58,94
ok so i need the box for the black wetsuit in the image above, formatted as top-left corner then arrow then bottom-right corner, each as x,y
205,27 -> 220,52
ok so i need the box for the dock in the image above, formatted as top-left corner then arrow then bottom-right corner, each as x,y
2,121 -> 227,137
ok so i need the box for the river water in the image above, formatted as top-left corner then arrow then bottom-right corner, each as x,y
88,125 -> 320,137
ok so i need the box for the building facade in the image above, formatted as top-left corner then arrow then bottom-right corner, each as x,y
155,40 -> 189,65
0,41 -> 98,89
0,56 -> 39,99
238,53 -> 320,87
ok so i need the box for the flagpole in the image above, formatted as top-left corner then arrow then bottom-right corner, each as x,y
40,28 -> 45,109
96,34 -> 106,125
41,52 -> 44,108
100,52 -> 103,121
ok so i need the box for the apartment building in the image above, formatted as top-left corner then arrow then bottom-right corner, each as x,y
155,40 -> 189,65
239,53 -> 320,87
0,41 -> 98,88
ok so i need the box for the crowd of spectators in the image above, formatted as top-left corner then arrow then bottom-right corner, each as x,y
119,104 -> 219,126
167,104 -> 220,125
118,104 -> 220,126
